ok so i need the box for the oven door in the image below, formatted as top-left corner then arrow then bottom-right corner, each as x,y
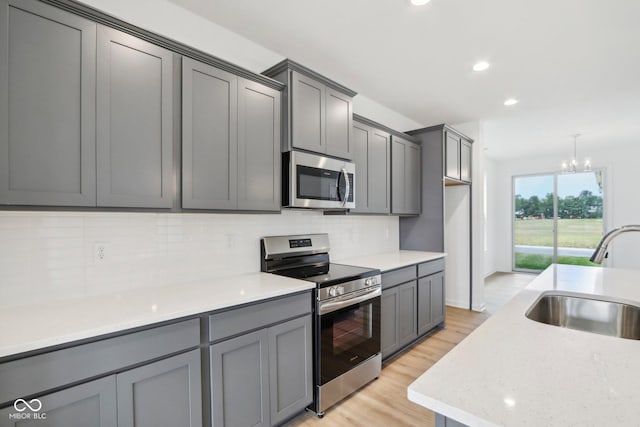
288,151 -> 355,209
318,289 -> 381,385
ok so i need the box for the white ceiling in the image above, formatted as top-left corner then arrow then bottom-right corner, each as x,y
167,0 -> 640,160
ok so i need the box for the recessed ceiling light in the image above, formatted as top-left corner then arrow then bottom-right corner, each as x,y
410,0 -> 431,5
504,98 -> 519,106
473,61 -> 490,72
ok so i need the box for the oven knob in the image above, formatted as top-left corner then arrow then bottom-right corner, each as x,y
329,287 -> 337,297
337,286 -> 345,295
365,278 -> 372,286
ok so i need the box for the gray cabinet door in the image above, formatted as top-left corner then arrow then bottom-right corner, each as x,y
116,349 -> 202,427
392,136 -> 420,215
460,139 -> 472,182
290,71 -> 324,153
381,287 -> 399,359
398,281 -> 418,348
238,78 -> 281,211
430,272 -> 446,325
182,57 -> 237,210
406,142 -> 421,214
211,330 -> 269,427
0,376 -> 117,427
351,122 -> 370,213
96,26 -> 174,208
268,316 -> 313,426
0,0 -> 96,206
369,128 -> 391,214
417,277 -> 433,336
445,132 -> 461,180
325,87 -> 353,160
391,139 -> 406,214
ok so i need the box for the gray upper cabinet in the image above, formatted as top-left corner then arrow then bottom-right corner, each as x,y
263,59 -> 356,160
445,131 -> 461,180
0,0 -> 97,207
325,87 -> 353,160
460,139 -> 472,182
117,349 -> 202,427
96,26 -> 174,208
352,118 -> 391,214
444,129 -> 472,183
391,136 -> 421,215
291,71 -> 325,154
237,78 -> 281,211
0,376 -> 117,427
182,58 -> 281,211
182,58 -> 238,210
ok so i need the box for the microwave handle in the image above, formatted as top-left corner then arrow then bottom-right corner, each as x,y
340,167 -> 350,207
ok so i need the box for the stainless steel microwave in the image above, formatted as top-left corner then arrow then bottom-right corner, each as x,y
283,151 -> 355,209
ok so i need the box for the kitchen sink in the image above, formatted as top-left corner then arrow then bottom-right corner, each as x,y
526,293 -> 640,340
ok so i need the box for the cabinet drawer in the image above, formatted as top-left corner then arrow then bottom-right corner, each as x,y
418,258 -> 445,278
209,292 -> 312,343
382,265 -> 417,290
0,319 -> 199,407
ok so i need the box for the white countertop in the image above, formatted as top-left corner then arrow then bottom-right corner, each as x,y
407,264 -> 640,427
0,273 -> 314,359
337,250 -> 446,272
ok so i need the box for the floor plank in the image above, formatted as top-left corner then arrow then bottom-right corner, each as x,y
285,307 -> 490,427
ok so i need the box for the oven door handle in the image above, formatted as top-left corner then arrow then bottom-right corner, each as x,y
319,287 -> 381,315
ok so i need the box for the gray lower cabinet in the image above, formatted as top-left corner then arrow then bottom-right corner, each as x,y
381,260 -> 445,360
418,272 -> 445,335
182,58 -> 281,211
352,119 -> 391,214
381,286 -> 399,359
0,0 -> 97,207
117,349 -> 202,427
211,329 -> 270,427
96,26 -> 174,208
398,281 -> 418,347
391,136 -> 421,215
0,376 -> 117,427
210,315 -> 312,427
268,316 -> 313,426
381,280 -> 418,358
211,316 -> 313,427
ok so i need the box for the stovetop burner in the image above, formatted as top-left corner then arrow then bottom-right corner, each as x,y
276,263 -> 379,288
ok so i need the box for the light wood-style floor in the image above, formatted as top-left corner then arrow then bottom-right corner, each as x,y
483,272 -> 537,314
285,307 -> 490,427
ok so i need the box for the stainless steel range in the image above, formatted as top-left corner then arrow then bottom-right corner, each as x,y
260,233 -> 381,416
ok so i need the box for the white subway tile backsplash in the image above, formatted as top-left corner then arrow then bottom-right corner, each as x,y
0,210 -> 398,307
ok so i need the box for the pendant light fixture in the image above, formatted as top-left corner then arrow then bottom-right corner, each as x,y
562,134 -> 591,173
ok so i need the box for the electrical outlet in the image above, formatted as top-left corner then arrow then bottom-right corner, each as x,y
94,242 -> 108,264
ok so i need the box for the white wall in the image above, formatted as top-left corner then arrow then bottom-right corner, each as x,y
484,155 -> 499,276
489,141 -> 640,272
79,0 -> 422,132
0,210 -> 398,308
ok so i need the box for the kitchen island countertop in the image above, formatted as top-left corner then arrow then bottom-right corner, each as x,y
408,264 -> 640,426
0,272 -> 314,359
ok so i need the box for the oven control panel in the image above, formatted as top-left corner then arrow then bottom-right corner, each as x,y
318,274 -> 381,302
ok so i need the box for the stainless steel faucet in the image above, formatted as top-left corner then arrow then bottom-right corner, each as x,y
590,225 -> 640,264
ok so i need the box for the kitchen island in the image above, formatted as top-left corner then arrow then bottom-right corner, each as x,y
408,264 -> 640,427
